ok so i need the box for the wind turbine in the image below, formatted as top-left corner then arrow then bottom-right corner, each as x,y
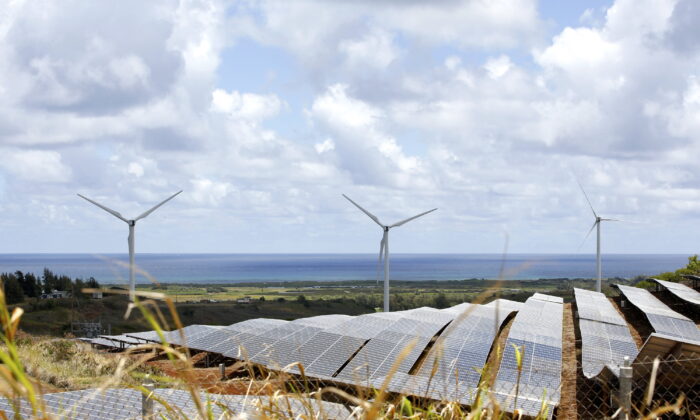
78,191 -> 182,301
342,194 -> 437,312
577,182 -> 620,293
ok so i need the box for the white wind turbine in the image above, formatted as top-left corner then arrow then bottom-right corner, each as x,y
577,182 -> 620,293
342,194 -> 437,312
78,191 -> 182,301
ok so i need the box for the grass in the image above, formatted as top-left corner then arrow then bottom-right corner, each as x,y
10,334 -> 161,391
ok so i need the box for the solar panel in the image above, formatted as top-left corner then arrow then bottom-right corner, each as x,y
165,325 -> 223,347
574,288 -> 638,378
126,330 -> 162,343
574,288 -> 627,326
617,284 -> 700,341
90,335 -> 141,350
485,298 -> 525,313
386,304 -> 513,404
0,387 -> 353,419
213,319 -> 289,358
250,315 -> 350,368
652,278 -> 700,306
491,294 -> 563,417
531,293 -> 564,304
293,313 -> 400,376
338,308 -> 455,383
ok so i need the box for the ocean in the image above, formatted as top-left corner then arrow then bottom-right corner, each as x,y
0,253 -> 689,284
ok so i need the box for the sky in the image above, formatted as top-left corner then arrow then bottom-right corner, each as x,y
1,0 -> 699,254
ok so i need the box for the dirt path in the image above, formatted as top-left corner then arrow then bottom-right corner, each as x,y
147,358 -> 287,395
558,303 -> 577,419
483,314 -> 515,387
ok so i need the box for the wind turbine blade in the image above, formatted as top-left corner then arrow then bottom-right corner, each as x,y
389,208 -> 438,228
601,218 -> 623,222
134,190 -> 182,221
576,180 -> 598,218
342,194 -> 383,227
577,220 -> 598,251
77,194 -> 128,223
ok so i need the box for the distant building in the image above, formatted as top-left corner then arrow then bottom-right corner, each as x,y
91,291 -> 103,299
40,290 -> 70,299
237,296 -> 252,304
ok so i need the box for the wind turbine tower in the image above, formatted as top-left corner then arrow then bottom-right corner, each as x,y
78,191 -> 182,301
577,183 -> 620,293
342,194 -> 436,312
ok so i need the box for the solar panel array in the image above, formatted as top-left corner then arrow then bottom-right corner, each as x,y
492,293 -> 563,417
617,284 -> 700,341
189,318 -> 289,356
82,300 -> 531,409
91,334 -> 143,350
653,278 -> 700,306
390,304 -> 515,404
165,325 -> 223,347
290,312 -> 403,377
485,299 -> 524,313
0,387 -> 353,419
126,330 -> 162,343
574,288 -> 638,378
335,308 -> 453,385
248,315 -> 352,368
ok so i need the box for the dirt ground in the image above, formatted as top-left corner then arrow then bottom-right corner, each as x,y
557,303 -> 578,419
146,355 -> 287,395
483,313 -> 515,387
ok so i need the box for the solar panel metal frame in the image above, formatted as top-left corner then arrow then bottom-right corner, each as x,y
652,278 -> 700,306
491,294 -> 563,417
616,284 -> 700,341
335,313 -> 451,383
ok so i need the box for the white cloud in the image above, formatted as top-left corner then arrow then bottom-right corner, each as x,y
127,162 -> 145,178
536,27 -> 620,75
2,0 -> 700,254
314,138 -> 335,154
310,84 -> 427,188
339,28 -> 398,70
483,55 -> 513,79
189,178 -> 232,206
0,149 -> 71,182
210,89 -> 282,120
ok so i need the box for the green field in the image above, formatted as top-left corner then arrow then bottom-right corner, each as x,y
15,277 -> 634,337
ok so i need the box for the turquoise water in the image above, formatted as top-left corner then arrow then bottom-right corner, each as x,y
0,253 -> 688,284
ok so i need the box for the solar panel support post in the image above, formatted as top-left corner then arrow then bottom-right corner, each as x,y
142,382 -> 154,419
618,356 -> 633,420
220,363 -> 226,381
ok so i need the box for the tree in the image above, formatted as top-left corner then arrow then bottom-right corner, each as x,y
17,271 -> 41,298
433,293 -> 449,309
652,254 -> 700,285
85,277 -> 100,289
1,273 -> 25,304
296,294 -> 310,307
42,268 -> 57,293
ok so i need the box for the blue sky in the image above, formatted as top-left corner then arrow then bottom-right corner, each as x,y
1,0 -> 700,255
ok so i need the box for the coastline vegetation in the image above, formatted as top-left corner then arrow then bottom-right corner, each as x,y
0,268 -> 100,304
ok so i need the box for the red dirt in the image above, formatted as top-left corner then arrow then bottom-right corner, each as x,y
558,303 -> 578,419
145,357 -> 286,395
